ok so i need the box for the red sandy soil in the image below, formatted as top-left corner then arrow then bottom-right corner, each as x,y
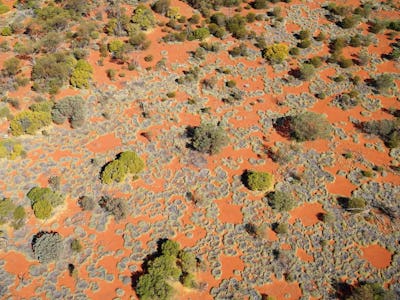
86,133 -> 122,153
258,275 -> 302,300
296,248 -> 314,263
289,203 -> 325,227
360,244 -> 392,269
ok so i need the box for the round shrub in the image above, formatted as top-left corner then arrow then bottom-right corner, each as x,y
190,123 -> 229,155
267,191 -> 295,211
262,43 -> 289,63
245,170 -> 274,191
290,111 -> 332,141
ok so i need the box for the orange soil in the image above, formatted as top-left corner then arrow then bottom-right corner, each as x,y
360,244 -> 392,269
258,275 -> 302,300
296,248 -> 314,263
86,132 -> 122,153
289,203 -> 325,227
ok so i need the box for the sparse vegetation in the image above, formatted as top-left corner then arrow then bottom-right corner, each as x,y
189,123 -> 229,155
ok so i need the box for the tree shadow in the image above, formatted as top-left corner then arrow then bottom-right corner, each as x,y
337,196 -> 349,209
331,279 -> 353,299
273,116 -> 292,139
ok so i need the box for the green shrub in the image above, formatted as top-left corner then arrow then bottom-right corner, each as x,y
347,197 -> 366,212
362,119 -> 399,148
245,170 -> 274,191
347,282 -> 395,300
226,14 -> 247,39
0,3 -> 10,14
297,39 -> 311,49
309,56 -> 323,68
32,231 -> 63,263
290,111 -> 332,141
188,27 -> 210,41
298,63 -> 315,80
262,43 -> 289,63
136,240 -> 197,300
190,123 -> 229,155
374,73 -> 395,92
10,110 -> 52,136
101,151 -> 145,184
70,59 -> 93,88
132,4 -> 156,30
0,139 -> 25,160
273,222 -> 288,234
1,26 -> 12,36
0,198 -> 15,224
32,198 -> 52,219
152,0 -> 171,15
27,186 -> 65,208
51,96 -> 86,128
298,29 -> 310,40
2,57 -> 20,76
267,191 -> 295,211
71,238 -> 83,252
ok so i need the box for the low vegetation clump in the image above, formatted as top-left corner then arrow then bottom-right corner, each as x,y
289,112 -> 333,141
27,187 -> 65,219
78,196 -> 95,211
10,110 -> 52,136
267,191 -> 296,211
51,96 -> 86,128
262,43 -> 289,64
361,119 -> 400,148
136,239 -> 198,300
0,139 -> 25,160
101,151 -> 145,184
244,170 -> 275,191
32,231 -> 63,263
347,197 -> 366,213
70,59 -> 93,88
0,198 -> 26,229
189,123 -> 229,155
98,196 -> 128,221
346,282 -> 395,300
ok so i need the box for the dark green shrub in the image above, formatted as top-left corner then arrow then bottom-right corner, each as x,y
297,39 -> 311,49
226,14 -> 247,39
267,191 -> 295,211
309,56 -> 323,67
369,19 -> 387,34
374,73 -> 395,92
290,111 -> 332,141
298,29 -> 310,40
340,15 -> 360,29
152,0 -> 171,15
315,31 -> 326,41
362,119 -> 399,148
2,57 -> 20,76
252,0 -> 268,9
190,123 -> 229,155
187,27 -> 210,41
245,170 -> 274,191
32,232 -> 63,263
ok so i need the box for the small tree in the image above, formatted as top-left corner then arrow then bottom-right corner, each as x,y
132,5 -> 156,30
51,96 -> 86,128
190,123 -> 229,155
290,112 -> 332,141
98,196 -> 128,221
245,170 -> 275,191
32,232 -> 63,263
374,73 -> 394,92
262,43 -> 289,64
2,57 -> 20,76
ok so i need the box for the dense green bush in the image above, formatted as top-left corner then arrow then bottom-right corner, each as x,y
51,96 -> 86,128
188,27 -> 210,41
10,110 -> 52,136
152,0 -> 171,15
267,191 -> 295,211
27,186 -> 65,219
71,238 -> 83,252
190,123 -> 229,155
101,151 -> 145,184
132,5 -> 156,30
373,73 -> 395,92
347,197 -> 366,212
0,198 -> 15,224
273,222 -> 288,234
290,111 -> 332,141
70,59 -> 93,88
262,43 -> 288,63
136,239 -> 197,300
245,170 -> 274,191
226,14 -> 247,39
32,231 -> 63,263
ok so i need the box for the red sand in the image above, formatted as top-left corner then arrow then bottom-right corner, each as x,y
361,244 -> 392,269
86,133 -> 122,153
289,203 -> 325,227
